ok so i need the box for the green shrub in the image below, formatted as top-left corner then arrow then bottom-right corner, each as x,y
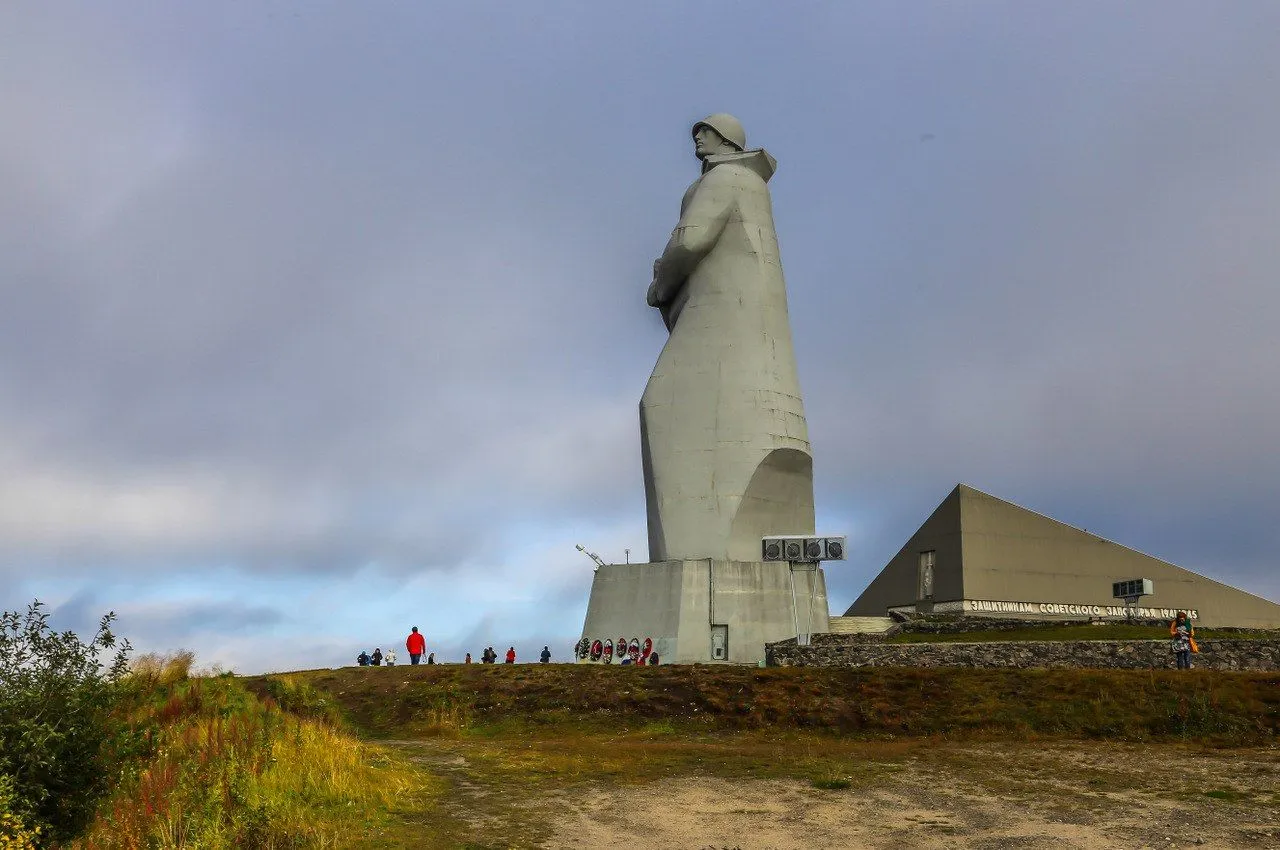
0,601 -> 131,843
0,773 -> 41,850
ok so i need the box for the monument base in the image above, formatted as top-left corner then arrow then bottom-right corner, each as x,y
579,560 -> 830,665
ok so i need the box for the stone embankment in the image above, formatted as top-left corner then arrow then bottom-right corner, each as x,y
767,632 -> 1280,671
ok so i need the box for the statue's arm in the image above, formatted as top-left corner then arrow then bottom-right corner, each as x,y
651,169 -> 735,304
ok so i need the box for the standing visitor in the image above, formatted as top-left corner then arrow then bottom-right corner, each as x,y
465,652 -> 472,664
406,627 -> 426,665
427,652 -> 436,665
1170,611 -> 1197,669
385,649 -> 397,666
371,648 -> 383,666
505,646 -> 516,664
540,646 -> 551,664
357,650 -> 370,666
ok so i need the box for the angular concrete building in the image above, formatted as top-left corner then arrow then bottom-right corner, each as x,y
847,484 -> 1280,628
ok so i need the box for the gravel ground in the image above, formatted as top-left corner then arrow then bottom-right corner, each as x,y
542,743 -> 1280,850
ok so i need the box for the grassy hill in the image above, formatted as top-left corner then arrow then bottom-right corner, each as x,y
45,662 -> 1278,849
234,664 -> 1280,846
254,664 -> 1280,745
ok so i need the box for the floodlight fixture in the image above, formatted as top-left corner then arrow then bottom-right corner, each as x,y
1111,578 -> 1154,621
575,544 -> 607,569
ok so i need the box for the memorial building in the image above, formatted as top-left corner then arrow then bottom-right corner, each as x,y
846,484 -> 1280,629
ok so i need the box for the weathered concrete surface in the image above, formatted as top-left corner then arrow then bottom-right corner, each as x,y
767,633 -> 1280,671
826,615 -> 896,635
581,560 -> 828,665
641,115 -> 813,563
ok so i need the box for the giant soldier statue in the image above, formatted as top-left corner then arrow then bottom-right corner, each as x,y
641,114 -> 815,562
579,114 -> 829,665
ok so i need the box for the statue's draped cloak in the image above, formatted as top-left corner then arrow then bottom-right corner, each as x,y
641,151 -> 815,562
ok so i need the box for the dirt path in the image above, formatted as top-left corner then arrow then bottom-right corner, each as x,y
547,774 -> 1276,849
386,739 -> 1280,849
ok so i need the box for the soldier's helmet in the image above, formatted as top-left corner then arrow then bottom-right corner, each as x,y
692,113 -> 745,151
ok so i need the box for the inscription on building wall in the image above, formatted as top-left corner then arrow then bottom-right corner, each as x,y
965,599 -> 1198,619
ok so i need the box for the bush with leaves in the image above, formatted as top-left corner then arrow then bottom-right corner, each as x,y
0,601 -> 131,844
0,773 -> 40,850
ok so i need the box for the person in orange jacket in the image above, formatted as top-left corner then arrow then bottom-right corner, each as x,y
406,626 -> 426,665
505,646 -> 516,664
1170,611 -> 1197,669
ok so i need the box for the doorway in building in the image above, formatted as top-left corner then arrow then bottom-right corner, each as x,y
710,624 -> 728,661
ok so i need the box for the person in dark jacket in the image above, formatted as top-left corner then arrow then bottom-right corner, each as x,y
357,650 -> 370,666
371,648 -> 383,666
540,646 -> 551,663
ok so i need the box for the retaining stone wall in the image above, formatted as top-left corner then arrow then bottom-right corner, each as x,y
766,636 -> 1280,671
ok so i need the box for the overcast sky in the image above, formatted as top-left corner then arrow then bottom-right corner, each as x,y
4,2 -> 1279,673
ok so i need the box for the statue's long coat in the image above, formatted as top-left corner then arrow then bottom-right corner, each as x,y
641,150 -> 815,562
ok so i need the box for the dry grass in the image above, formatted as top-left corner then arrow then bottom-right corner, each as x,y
273,664 -> 1280,747
127,650 -> 196,686
70,674 -> 437,849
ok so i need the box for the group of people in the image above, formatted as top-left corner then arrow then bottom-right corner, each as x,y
356,647 -> 397,666
356,647 -> 439,666
355,628 -> 557,667
476,646 -> 511,664
475,645 -> 553,664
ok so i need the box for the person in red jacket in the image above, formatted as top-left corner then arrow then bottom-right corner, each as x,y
406,626 -> 426,665
504,646 -> 516,664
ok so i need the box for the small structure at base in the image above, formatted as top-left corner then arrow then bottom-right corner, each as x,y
581,559 -> 829,665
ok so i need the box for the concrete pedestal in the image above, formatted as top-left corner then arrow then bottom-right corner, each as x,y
579,559 -> 829,665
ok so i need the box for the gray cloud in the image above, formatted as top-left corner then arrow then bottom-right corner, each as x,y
4,3 -> 1280,669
